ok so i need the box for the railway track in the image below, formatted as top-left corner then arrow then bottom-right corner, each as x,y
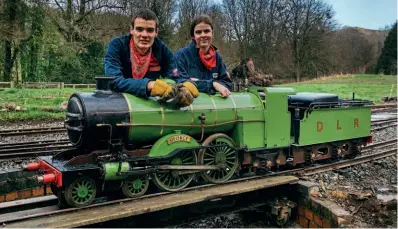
361,139 -> 397,153
368,104 -> 397,109
0,139 -> 73,161
0,127 -> 65,137
0,145 -> 395,226
371,118 -> 397,125
370,117 -> 397,131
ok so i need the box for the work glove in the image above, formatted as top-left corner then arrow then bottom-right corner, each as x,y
176,86 -> 194,107
150,80 -> 179,102
183,82 -> 199,98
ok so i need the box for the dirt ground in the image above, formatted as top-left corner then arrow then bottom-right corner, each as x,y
305,126 -> 397,228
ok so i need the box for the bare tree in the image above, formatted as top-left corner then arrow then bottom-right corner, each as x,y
44,0 -> 125,42
279,0 -> 335,81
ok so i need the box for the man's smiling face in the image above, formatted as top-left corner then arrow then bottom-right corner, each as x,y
130,17 -> 158,53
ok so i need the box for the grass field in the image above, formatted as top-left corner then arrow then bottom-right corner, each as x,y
0,74 -> 395,123
279,74 -> 397,103
0,88 -> 93,124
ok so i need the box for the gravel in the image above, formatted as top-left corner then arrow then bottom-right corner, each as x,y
0,120 -> 66,144
372,126 -> 397,143
174,209 -> 298,228
0,120 -> 63,131
0,121 -> 66,171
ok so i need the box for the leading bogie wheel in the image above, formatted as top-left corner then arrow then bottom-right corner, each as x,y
199,133 -> 239,184
122,175 -> 149,198
152,149 -> 197,192
64,176 -> 97,207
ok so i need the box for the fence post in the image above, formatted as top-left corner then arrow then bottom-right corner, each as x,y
87,84 -> 89,89
389,84 -> 395,99
10,81 -> 14,88
73,85 -> 76,90
61,82 -> 64,89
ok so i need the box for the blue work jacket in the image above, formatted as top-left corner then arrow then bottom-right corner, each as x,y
104,34 -> 177,98
174,41 -> 233,94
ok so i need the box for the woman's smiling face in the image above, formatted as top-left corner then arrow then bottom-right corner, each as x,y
193,22 -> 213,51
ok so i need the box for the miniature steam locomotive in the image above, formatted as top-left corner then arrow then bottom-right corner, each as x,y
25,77 -> 373,208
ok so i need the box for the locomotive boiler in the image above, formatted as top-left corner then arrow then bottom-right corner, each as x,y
25,77 -> 373,208
65,77 -> 260,150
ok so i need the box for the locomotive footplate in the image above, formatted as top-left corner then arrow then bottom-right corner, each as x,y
36,156 -> 101,189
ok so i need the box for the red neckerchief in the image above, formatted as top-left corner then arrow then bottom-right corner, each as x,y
130,38 -> 159,79
199,46 -> 216,71
193,39 -> 217,71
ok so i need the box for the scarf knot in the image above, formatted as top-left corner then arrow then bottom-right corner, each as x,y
130,38 -> 159,79
199,46 -> 216,71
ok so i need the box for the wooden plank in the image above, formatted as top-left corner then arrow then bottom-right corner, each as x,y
0,195 -> 56,210
5,176 -> 298,228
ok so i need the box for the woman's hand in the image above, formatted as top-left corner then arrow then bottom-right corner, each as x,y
213,81 -> 231,97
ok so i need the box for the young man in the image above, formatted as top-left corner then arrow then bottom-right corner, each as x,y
104,8 -> 198,106
174,15 -> 233,97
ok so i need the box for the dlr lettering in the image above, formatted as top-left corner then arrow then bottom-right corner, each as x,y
316,118 -> 360,132
337,120 -> 342,130
317,122 -> 324,132
354,118 -> 359,128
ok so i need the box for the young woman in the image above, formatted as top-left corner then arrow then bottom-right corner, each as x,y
174,15 -> 233,97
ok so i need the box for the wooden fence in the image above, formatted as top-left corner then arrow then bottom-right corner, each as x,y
0,82 -> 96,89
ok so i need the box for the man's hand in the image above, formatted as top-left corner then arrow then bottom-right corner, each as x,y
149,80 -> 199,107
213,81 -> 231,97
176,87 -> 194,107
150,80 -> 179,101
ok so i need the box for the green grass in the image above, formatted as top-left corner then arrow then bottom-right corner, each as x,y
0,88 -> 94,124
279,74 -> 397,103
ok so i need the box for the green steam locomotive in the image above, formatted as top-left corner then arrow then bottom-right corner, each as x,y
25,77 -> 373,208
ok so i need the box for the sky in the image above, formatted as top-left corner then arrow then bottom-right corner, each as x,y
324,0 -> 397,30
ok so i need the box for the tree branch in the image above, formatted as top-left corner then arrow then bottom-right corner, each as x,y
75,4 -> 124,24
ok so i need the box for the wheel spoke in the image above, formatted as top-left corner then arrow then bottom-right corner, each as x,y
204,151 -> 215,158
153,150 -> 196,192
199,134 -> 238,184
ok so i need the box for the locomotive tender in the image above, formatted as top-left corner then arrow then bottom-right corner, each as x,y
26,77 -> 373,208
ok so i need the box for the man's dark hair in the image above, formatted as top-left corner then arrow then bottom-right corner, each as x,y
131,8 -> 159,29
190,15 -> 214,37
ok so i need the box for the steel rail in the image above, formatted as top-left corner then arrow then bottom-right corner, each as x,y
362,139 -> 397,149
371,118 -> 397,125
371,123 -> 397,131
368,104 -> 397,108
0,141 -> 70,151
304,148 -> 396,175
0,149 -> 70,160
0,139 -> 69,148
0,127 -> 65,137
361,139 -> 397,154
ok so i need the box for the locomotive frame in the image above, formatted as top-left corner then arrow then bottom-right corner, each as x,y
26,77 -> 373,208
